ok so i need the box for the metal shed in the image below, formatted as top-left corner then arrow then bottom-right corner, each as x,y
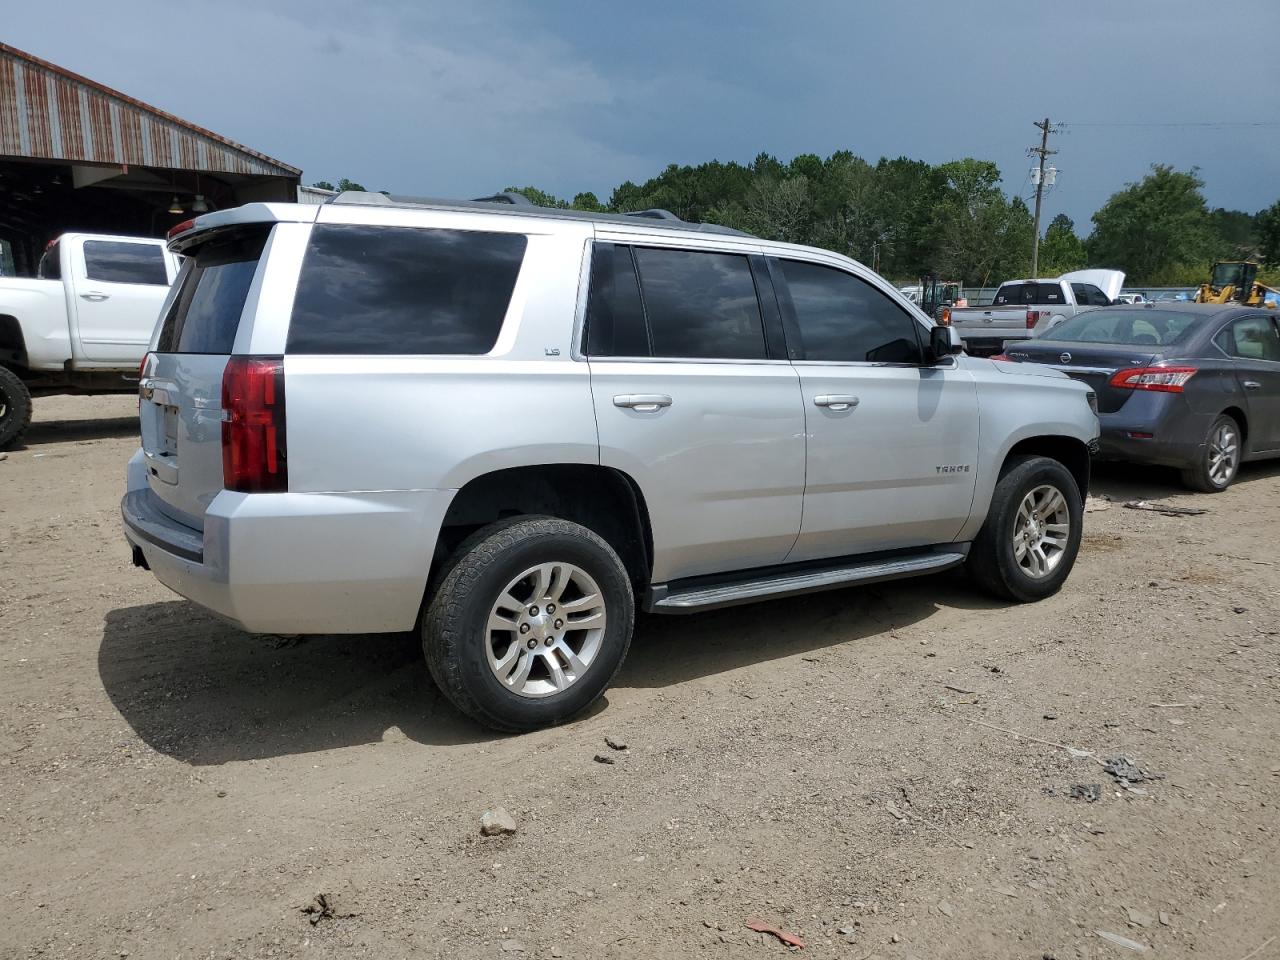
0,43 -> 301,274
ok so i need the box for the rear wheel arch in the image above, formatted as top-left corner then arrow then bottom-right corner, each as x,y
430,464 -> 653,599
1220,406 -> 1248,449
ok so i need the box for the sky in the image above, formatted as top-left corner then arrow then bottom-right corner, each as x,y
7,0 -> 1280,232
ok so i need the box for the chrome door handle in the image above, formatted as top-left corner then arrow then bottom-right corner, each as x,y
1243,380 -> 1262,390
80,291 -> 110,301
813,395 -> 860,411
613,394 -> 672,411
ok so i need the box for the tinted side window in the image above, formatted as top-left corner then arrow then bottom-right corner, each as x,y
1070,283 -> 1090,305
632,247 -> 766,360
83,241 -> 168,285
584,244 -> 650,357
288,224 -> 527,355
1084,284 -> 1111,306
38,241 -> 62,280
1224,317 -> 1280,362
1034,282 -> 1064,304
156,228 -> 269,354
778,260 -> 923,363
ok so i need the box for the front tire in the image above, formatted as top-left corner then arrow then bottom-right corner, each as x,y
1180,414 -> 1240,492
422,516 -> 635,732
968,455 -> 1083,602
0,366 -> 33,450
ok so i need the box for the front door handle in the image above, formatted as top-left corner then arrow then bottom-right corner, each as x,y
1243,380 -> 1262,391
613,394 -> 672,411
80,291 -> 110,302
813,394 -> 860,411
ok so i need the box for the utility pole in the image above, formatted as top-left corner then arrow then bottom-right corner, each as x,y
1029,117 -> 1058,278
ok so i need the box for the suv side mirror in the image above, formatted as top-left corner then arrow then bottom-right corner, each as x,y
926,325 -> 962,363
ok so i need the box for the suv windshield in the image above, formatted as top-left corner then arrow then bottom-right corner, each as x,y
1038,308 -> 1201,346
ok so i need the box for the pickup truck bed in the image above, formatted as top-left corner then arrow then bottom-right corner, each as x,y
951,270 -> 1124,356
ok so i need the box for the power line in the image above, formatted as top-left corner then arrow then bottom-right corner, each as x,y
1062,120 -> 1280,128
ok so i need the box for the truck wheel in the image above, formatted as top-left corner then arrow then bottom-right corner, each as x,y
422,516 -> 635,732
0,366 -> 33,450
967,455 -> 1082,602
1179,414 -> 1240,492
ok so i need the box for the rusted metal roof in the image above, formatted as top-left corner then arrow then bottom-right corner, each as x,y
0,43 -> 300,177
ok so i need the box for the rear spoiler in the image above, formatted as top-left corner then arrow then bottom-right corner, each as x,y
166,203 -> 320,253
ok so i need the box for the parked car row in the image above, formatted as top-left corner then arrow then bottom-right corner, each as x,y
3,203 -> 1276,733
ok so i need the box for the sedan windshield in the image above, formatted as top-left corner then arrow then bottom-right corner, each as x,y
1038,309 -> 1200,346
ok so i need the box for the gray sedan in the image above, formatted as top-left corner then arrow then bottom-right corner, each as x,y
997,304 -> 1280,490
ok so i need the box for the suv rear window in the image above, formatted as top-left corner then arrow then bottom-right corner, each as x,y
156,227 -> 270,354
287,224 -> 527,355
83,240 -> 168,285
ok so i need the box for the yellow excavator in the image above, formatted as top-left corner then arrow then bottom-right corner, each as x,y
1194,261 -> 1279,308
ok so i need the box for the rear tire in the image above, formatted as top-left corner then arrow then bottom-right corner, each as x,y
1180,414 -> 1240,492
422,516 -> 635,732
0,366 -> 33,450
967,455 -> 1083,602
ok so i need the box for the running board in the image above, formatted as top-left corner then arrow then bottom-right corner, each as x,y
648,550 -> 967,614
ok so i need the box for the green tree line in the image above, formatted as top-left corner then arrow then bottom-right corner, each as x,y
313,156 -> 1280,286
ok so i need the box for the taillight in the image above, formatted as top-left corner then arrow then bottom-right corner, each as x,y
136,352 -> 152,412
1108,366 -> 1198,393
221,356 -> 287,493
939,307 -> 952,326
990,353 -> 1011,362
1025,309 -> 1038,329
167,219 -> 195,240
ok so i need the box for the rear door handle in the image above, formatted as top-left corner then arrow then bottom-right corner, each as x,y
79,291 -> 110,302
613,394 -> 672,411
1243,380 -> 1262,391
813,394 -> 860,411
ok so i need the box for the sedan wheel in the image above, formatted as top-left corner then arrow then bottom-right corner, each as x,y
1207,420 -> 1239,488
1181,414 -> 1242,492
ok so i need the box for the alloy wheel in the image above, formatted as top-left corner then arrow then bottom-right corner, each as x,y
1208,421 -> 1239,487
485,562 -> 608,699
1012,484 -> 1071,579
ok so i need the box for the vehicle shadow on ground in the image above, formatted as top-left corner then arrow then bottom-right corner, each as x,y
100,573 -> 999,764
1090,457 -> 1280,503
20,416 -> 138,447
618,572 -> 1000,689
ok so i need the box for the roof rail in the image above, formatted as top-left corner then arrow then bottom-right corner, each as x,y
327,191 -> 755,238
621,208 -> 680,222
331,190 -> 393,206
471,191 -> 536,206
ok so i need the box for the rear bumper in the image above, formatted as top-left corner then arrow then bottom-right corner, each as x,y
122,453 -> 454,634
1096,393 -> 1211,468
957,330 -> 1028,356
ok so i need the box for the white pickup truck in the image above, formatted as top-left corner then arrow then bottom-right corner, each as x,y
949,269 -> 1125,356
0,233 -> 178,448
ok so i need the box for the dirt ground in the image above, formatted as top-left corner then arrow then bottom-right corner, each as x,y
2,394 -> 1278,960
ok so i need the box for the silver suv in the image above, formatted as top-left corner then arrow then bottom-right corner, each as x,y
122,193 -> 1099,731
